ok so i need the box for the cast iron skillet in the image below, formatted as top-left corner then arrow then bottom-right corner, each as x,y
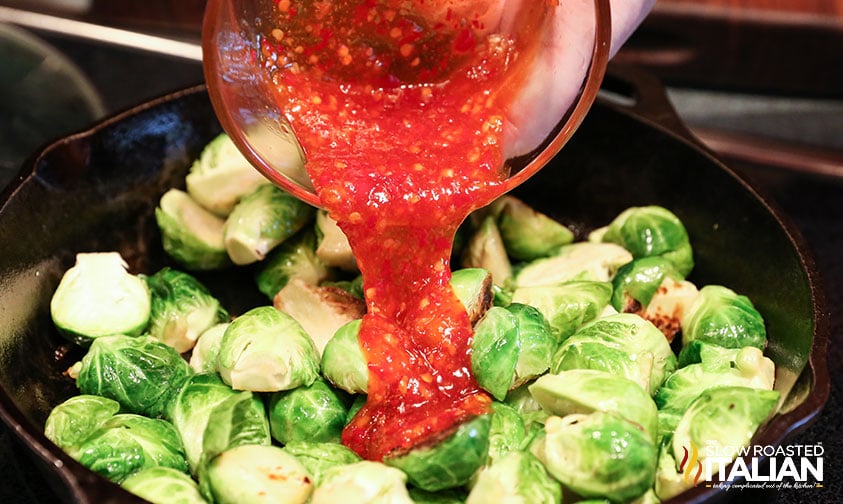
0,67 -> 830,503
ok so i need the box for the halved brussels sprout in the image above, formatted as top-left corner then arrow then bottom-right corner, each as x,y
155,189 -> 231,270
540,412 -> 657,502
637,277 -> 699,342
188,323 -> 228,374
282,441 -> 361,486
165,373 -> 244,473
682,285 -> 767,350
145,267 -> 229,353
529,369 -> 658,441
67,414 -> 188,484
511,281 -> 613,342
321,319 -> 369,394
122,466 -> 207,504
185,133 -> 272,217
611,256 -> 682,311
384,414 -> 491,492
551,313 -> 677,395
471,304 -> 554,400
599,205 -> 694,277
204,444 -> 312,504
223,184 -> 316,265
75,334 -> 192,417
44,395 -> 120,450
217,306 -> 320,392
255,229 -> 328,299
461,215 -> 512,286
311,461 -> 413,504
493,195 -> 574,261
671,387 -> 780,477
467,451 -> 561,504
450,268 -> 493,325
268,379 -> 349,445
50,252 -> 150,345
273,278 -> 366,355
656,346 -> 775,429
315,210 -> 358,271
514,242 -> 633,287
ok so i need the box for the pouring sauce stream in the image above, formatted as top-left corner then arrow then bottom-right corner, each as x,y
259,0 -> 548,460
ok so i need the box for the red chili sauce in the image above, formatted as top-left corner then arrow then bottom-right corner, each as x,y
260,0 -> 545,461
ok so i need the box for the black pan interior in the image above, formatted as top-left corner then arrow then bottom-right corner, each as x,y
0,85 -> 826,503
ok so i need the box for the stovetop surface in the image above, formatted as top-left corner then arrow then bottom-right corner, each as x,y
0,19 -> 841,504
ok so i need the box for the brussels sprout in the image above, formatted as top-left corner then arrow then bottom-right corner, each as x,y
223,184 -> 316,265
67,414 -> 188,483
255,229 -> 328,299
166,373 -> 244,473
611,256 -> 682,311
122,466 -> 208,504
322,274 -> 365,299
145,268 -> 229,353
540,412 -> 657,502
44,395 -> 120,450
268,379 -> 348,444
188,323 -> 228,374
50,252 -> 150,345
273,278 -> 366,355
384,414 -> 491,492
471,304 -> 554,400
185,133 -> 272,217
493,195 -> 574,261
76,335 -> 192,417
200,391 -> 272,461
529,370 -> 658,441
155,189 -> 231,270
655,349 -> 776,435
487,402 -> 527,464
315,210 -> 358,271
450,268 -> 493,325
321,319 -> 369,394
217,306 -> 320,392
282,441 -> 361,486
682,285 -> 767,350
467,451 -> 561,504
311,460 -> 413,504
671,387 -> 780,476
204,444 -> 312,504
637,278 -> 699,342
551,313 -> 677,395
461,215 -> 512,286
511,281 -> 613,341
599,205 -> 694,276
514,242 -> 633,287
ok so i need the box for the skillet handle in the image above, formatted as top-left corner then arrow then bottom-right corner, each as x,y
600,62 -> 704,148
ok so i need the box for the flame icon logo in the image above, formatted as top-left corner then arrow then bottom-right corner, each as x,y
678,442 -> 704,486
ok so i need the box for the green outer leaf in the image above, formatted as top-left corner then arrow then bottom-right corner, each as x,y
681,285 -> 767,350
282,441 -> 361,486
121,466 -> 207,504
76,335 -> 192,417
487,402 -> 527,463
511,281 -> 612,342
44,395 -> 120,451
321,319 -> 369,394
611,256 -> 680,311
69,414 -> 188,484
495,195 -> 574,261
255,228 -> 327,299
155,189 -> 231,271
506,303 -> 554,386
384,414 -> 491,492
201,391 -> 271,463
471,307 -> 519,400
